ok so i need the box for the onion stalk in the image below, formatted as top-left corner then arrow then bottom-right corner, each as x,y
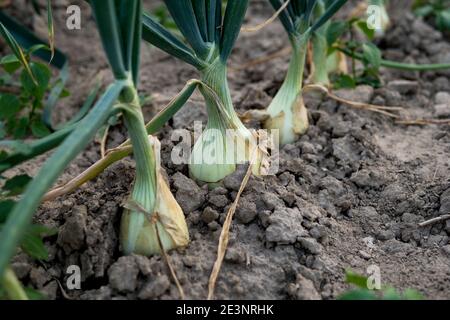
266,0 -> 349,144
89,1 -> 189,255
265,35 -> 309,145
120,116 -> 189,255
143,0 -> 261,184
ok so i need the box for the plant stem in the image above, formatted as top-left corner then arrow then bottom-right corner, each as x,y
200,58 -> 248,132
121,89 -> 157,213
265,34 -> 309,144
119,84 -> 160,254
1,267 -> 28,300
340,47 -> 450,71
120,95 -> 184,255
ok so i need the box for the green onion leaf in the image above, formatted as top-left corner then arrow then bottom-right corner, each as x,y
192,0 -> 208,42
220,0 -> 249,62
91,0 -> 127,80
163,0 -> 208,57
269,0 -> 295,34
142,13 -> 205,69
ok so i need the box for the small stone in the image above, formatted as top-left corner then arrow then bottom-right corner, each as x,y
332,136 -> 360,163
435,91 -> 450,104
108,256 -> 139,293
236,199 -> 257,224
376,230 -> 394,241
183,255 -> 196,267
266,208 -> 306,244
319,176 -> 346,198
299,141 -> 317,155
208,194 -> 229,208
358,250 -> 371,260
377,88 -> 402,105
372,95 -> 385,105
288,275 -> 321,300
298,237 -> 322,255
309,225 -> 328,242
223,166 -> 246,191
297,198 -> 323,221
187,211 -> 201,225
387,80 -> 419,95
332,121 -> 351,138
350,169 -> 384,189
134,255 -> 153,276
173,172 -> 206,213
225,247 -> 246,264
30,267 -> 51,288
434,104 -> 450,118
57,206 -> 87,254
138,275 -> 170,299
201,207 -> 219,224
261,192 -> 284,211
208,221 -> 220,231
258,210 -> 271,228
210,186 -> 228,195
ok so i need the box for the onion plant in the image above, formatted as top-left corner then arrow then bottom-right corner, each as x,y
0,0 -> 189,281
142,0 -> 262,184
265,0 -> 348,145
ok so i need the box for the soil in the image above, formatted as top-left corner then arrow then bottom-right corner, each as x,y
4,0 -> 450,300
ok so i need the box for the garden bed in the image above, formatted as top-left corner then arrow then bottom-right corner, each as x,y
5,0 -> 450,299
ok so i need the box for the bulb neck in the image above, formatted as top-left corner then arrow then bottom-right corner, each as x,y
121,87 -> 157,213
265,35 -> 310,144
200,59 -> 247,132
268,35 -> 308,116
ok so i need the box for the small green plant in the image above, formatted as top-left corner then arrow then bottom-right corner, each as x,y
309,8 -> 450,89
0,46 -> 68,139
413,0 -> 450,32
338,270 -> 424,300
332,37 -> 383,89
